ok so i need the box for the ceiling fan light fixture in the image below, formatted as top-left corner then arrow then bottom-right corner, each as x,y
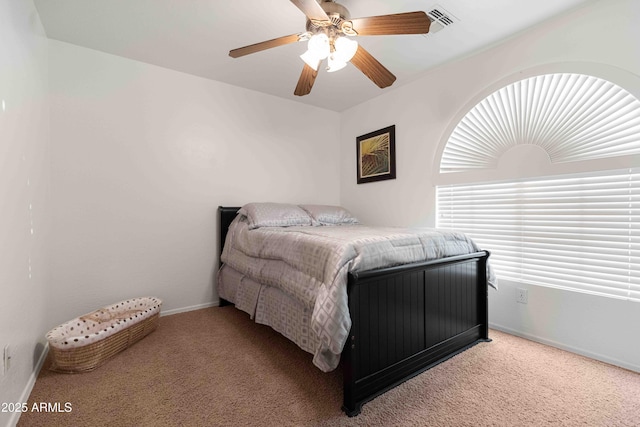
301,32 -> 356,73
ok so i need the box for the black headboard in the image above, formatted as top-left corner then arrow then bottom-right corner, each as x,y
218,206 -> 241,262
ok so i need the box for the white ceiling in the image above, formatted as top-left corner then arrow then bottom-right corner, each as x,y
33,0 -> 594,112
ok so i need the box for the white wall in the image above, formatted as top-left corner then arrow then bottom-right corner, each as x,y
340,0 -> 640,372
47,41 -> 341,327
0,0 -> 50,425
4,1 -> 638,420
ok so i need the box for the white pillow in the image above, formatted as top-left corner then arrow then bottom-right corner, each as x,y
239,203 -> 312,229
299,204 -> 359,226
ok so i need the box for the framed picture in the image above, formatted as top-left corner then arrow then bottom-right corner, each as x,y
356,125 -> 396,184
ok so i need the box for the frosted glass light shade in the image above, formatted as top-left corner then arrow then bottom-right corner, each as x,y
300,50 -> 322,71
333,36 -> 358,62
308,33 -> 330,59
327,56 -> 347,73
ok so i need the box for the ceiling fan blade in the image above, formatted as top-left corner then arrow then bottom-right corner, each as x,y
348,11 -> 431,36
294,63 -> 319,96
350,45 -> 396,89
290,0 -> 331,24
229,34 -> 302,58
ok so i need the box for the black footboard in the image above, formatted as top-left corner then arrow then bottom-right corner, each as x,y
341,251 -> 491,416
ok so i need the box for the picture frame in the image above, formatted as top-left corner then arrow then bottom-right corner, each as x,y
356,125 -> 396,184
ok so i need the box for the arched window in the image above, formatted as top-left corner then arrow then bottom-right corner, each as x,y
436,73 -> 640,302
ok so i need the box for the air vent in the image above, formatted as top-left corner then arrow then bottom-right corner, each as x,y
426,6 -> 457,34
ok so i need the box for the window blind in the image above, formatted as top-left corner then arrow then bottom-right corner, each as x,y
437,168 -> 640,302
440,74 -> 640,173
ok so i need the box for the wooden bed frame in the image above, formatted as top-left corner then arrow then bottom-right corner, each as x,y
218,206 -> 491,416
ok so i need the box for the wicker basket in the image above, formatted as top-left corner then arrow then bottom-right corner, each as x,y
46,297 -> 162,373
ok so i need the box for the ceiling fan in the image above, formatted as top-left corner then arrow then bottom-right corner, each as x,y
229,0 -> 431,96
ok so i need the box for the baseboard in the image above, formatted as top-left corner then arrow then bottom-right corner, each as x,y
489,322 -> 640,374
160,300 -> 220,317
7,343 -> 49,427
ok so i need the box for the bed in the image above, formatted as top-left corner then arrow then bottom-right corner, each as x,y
217,203 -> 493,416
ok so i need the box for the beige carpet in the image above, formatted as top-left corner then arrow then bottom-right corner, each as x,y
19,306 -> 640,426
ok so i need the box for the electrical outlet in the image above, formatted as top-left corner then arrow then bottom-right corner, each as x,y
3,345 -> 10,375
516,288 -> 528,304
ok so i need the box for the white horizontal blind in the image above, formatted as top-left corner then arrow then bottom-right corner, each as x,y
440,74 -> 640,173
437,168 -> 640,302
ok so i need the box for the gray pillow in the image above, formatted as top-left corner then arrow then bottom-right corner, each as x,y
239,203 -> 312,229
299,204 -> 359,226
